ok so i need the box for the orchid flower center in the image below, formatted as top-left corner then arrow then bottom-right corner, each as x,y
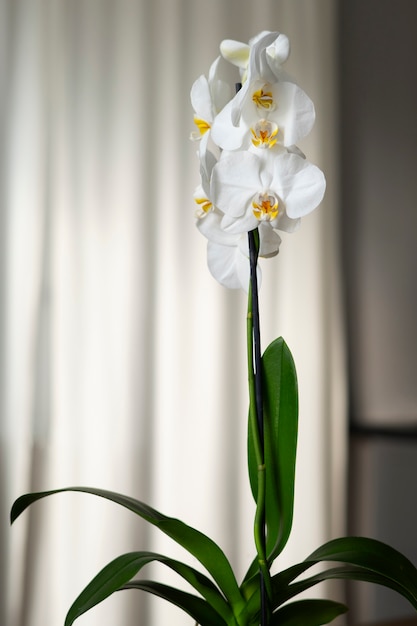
250,119 -> 278,148
252,192 -> 279,221
252,84 -> 275,111
194,196 -> 213,219
193,117 -> 211,136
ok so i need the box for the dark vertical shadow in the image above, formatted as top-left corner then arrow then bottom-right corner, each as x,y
340,1 -> 417,623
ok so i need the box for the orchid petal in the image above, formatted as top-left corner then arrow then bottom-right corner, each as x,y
207,241 -> 248,290
220,211 -> 258,235
226,33 -> 281,127
198,134 -> 219,196
266,33 -> 290,70
230,87 -> 249,127
271,153 -> 326,219
247,32 -> 282,85
190,57 -> 232,135
258,223 -> 281,258
190,75 -> 213,123
207,56 -> 233,113
248,31 -> 272,47
273,212 -> 301,234
210,98 -> 246,150
287,144 -> 306,159
207,239 -> 261,292
211,152 -> 263,218
197,211 -> 239,246
273,82 -> 315,145
220,40 -> 250,70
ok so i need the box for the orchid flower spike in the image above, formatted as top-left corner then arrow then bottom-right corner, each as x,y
190,30 -> 326,290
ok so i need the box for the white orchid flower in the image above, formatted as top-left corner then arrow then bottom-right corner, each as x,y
197,210 -> 281,290
220,32 -> 293,129
210,149 -> 325,235
220,31 -> 290,84
190,56 -> 232,141
211,79 -> 315,151
191,30 -> 326,291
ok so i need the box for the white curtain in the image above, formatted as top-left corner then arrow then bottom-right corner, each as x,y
1,1 -> 345,625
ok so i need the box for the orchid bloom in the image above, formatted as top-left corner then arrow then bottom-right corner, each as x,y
211,79 -> 315,151
190,30 -> 326,290
220,31 -> 293,130
190,56 -> 232,141
210,149 -> 325,235
212,31 -> 314,150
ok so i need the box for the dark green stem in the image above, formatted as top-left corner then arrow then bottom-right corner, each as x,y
247,229 -> 271,624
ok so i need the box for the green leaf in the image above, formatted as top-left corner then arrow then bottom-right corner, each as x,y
63,551 -> 233,626
247,337 -> 298,566
122,580 -> 227,626
11,487 -> 244,613
271,599 -> 348,626
306,537 -> 417,609
270,537 -> 417,611
275,565 -> 417,610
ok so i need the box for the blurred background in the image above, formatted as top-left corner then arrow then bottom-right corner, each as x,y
1,1 -> 416,625
340,1 -> 417,622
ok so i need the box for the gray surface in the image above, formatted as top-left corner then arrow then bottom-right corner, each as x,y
348,436 -> 417,623
340,0 -> 417,428
340,2 -> 417,623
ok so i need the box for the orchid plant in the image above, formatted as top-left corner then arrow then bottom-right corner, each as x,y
11,30 -> 417,626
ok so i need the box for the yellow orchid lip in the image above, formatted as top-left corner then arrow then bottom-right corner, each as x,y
252,192 -> 279,221
194,196 -> 213,219
193,117 -> 211,136
252,84 -> 275,111
251,119 -> 279,149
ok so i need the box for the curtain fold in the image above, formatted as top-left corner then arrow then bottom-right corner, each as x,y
1,1 -> 345,625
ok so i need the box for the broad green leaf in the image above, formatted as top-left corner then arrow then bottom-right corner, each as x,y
122,580 -> 227,626
247,337 -> 298,568
63,551 -> 233,626
262,337 -> 298,561
270,537 -> 417,611
271,599 -> 347,626
273,565 -> 417,610
308,536 -> 417,582
11,487 -> 244,613
306,537 -> 417,609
